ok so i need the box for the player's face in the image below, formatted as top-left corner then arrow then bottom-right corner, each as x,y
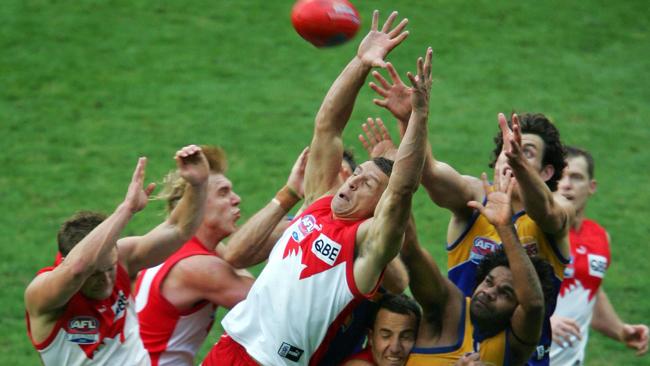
495,133 -> 553,194
558,156 -> 595,214
470,266 -> 517,329
80,248 -> 118,300
202,173 -> 241,238
368,309 -> 417,366
331,161 -> 389,220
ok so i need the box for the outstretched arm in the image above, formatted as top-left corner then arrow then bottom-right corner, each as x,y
304,10 -> 409,205
500,113 -> 573,255
222,147 -> 308,268
354,48 -> 432,294
25,157 -> 153,316
468,172 -> 545,363
117,145 -> 209,278
369,62 -> 481,218
401,215 -> 463,340
591,288 -> 649,356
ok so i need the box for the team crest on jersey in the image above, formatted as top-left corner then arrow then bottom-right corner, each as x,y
112,290 -> 128,322
588,254 -> 608,278
519,235 -> 539,257
291,215 -> 321,243
66,316 -> 99,344
470,237 -> 499,263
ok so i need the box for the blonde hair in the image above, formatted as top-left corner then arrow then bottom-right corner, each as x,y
157,145 -> 228,213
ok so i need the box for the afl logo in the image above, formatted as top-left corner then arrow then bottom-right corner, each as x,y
470,237 -> 499,263
292,215 -> 321,243
68,316 -> 98,333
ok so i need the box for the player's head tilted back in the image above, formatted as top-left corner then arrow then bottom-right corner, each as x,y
490,113 -> 566,192
57,211 -> 115,300
331,157 -> 393,220
471,249 -> 556,333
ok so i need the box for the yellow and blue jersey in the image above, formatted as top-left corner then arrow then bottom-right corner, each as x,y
406,298 -> 510,366
446,208 -> 569,365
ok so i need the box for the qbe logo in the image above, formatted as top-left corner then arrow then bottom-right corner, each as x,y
311,234 -> 341,266
588,254 -> 608,278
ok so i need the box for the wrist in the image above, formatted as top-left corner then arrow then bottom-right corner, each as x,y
273,185 -> 302,212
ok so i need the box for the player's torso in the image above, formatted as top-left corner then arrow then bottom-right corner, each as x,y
222,196 -> 368,366
134,237 -> 217,366
28,265 -> 149,365
551,219 -> 610,365
407,298 -> 508,366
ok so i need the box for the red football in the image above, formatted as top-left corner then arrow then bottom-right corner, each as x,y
291,0 -> 361,47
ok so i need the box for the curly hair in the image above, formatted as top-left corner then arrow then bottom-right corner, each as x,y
58,211 -> 107,256
157,145 -> 227,213
489,113 -> 566,191
474,249 -> 556,314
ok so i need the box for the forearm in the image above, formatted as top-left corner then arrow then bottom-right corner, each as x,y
592,289 -> 625,341
223,193 -> 298,268
314,57 -> 371,135
511,162 -> 565,232
390,109 -> 428,193
168,181 -> 208,241
68,203 -> 135,273
495,224 -> 544,311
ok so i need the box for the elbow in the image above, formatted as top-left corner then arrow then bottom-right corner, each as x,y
523,296 -> 545,316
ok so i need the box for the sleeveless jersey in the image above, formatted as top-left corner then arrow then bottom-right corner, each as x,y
26,260 -> 149,366
550,219 -> 610,365
407,298 -> 510,366
220,196 -> 379,366
134,237 -> 217,366
447,209 -> 569,364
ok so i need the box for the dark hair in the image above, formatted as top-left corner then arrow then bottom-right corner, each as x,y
57,211 -> 107,256
343,149 -> 357,172
372,157 -> 394,177
565,145 -> 595,179
489,113 -> 566,191
371,293 -> 422,334
474,249 -> 556,314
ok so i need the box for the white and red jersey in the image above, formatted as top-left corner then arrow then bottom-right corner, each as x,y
26,260 -> 149,366
134,237 -> 217,366
221,196 -> 380,366
550,219 -> 611,365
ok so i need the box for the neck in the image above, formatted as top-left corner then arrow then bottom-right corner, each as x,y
572,208 -> 586,230
195,226 -> 226,251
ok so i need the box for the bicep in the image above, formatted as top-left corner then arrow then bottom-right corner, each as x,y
424,162 -> 481,214
117,223 -> 181,275
192,262 -> 254,309
25,268 -> 84,316
303,132 -> 343,204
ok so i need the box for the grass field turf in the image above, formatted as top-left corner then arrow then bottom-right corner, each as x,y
1,1 -> 648,364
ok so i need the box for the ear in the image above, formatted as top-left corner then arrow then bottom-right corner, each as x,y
588,179 -> 597,195
540,164 -> 555,182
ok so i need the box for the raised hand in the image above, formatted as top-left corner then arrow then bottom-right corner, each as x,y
124,157 -> 156,214
407,47 -> 434,114
621,323 -> 649,356
356,10 -> 409,68
175,144 -> 210,186
370,62 -> 413,126
358,117 -> 397,159
499,113 -> 526,168
287,147 -> 309,199
467,172 -> 514,227
551,315 -> 582,348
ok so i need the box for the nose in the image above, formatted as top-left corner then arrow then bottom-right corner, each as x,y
387,336 -> 402,354
484,287 -> 497,301
232,192 -> 241,205
558,176 -> 571,191
348,175 -> 361,190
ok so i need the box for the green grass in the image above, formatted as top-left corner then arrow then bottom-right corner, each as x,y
1,0 -> 648,364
